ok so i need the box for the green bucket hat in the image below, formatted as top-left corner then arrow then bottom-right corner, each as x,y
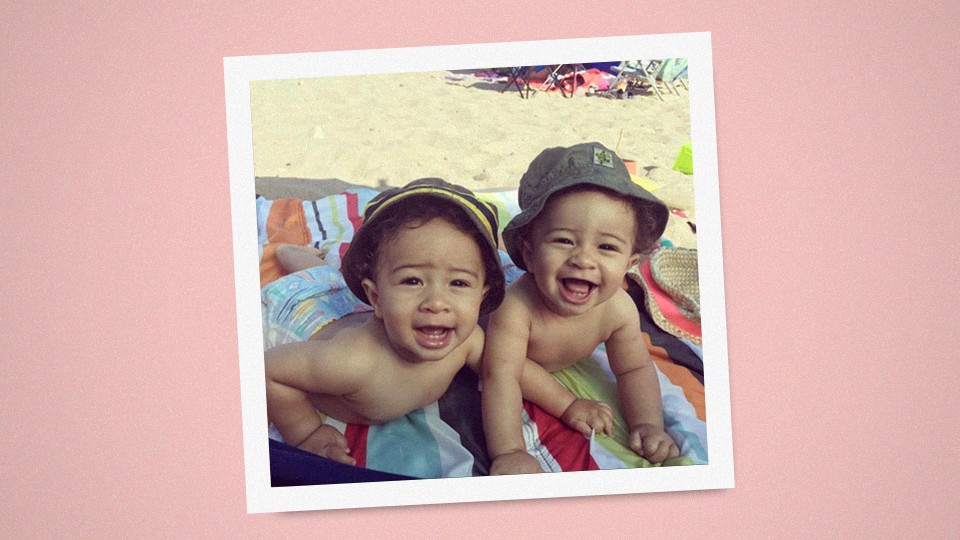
502,142 -> 669,271
340,178 -> 505,316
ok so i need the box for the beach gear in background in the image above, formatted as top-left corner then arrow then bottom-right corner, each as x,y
673,142 -> 694,175
537,65 -> 578,97
500,65 -> 534,98
651,58 -> 689,95
499,65 -> 570,98
666,58 -> 689,93
604,59 -> 688,101
498,64 -> 605,98
608,60 -> 664,101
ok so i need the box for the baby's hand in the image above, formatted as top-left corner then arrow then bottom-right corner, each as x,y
561,398 -> 614,438
297,425 -> 356,466
628,424 -> 680,464
490,450 -> 543,475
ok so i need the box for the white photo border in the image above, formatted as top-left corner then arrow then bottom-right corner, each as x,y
225,32 -> 733,513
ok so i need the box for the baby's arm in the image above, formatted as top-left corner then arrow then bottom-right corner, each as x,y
275,244 -> 326,273
481,300 -> 543,475
519,360 -> 614,437
605,293 -> 679,463
264,340 -> 368,464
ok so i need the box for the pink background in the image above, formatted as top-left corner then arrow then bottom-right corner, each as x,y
3,1 -> 958,536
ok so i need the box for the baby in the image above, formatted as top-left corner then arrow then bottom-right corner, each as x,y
265,178 -> 504,465
482,143 -> 680,475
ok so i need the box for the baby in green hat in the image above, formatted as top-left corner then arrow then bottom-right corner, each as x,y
482,143 -> 680,475
265,179 -> 504,464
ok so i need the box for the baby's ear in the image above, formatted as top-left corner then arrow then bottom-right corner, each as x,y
361,278 -> 383,318
519,237 -> 534,269
628,252 -> 642,269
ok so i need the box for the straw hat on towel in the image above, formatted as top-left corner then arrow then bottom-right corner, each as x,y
632,247 -> 701,345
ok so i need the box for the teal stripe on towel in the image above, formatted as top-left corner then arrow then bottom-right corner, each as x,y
665,414 -> 708,464
367,409 -> 442,478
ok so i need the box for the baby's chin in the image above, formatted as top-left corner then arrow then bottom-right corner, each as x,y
398,336 -> 463,363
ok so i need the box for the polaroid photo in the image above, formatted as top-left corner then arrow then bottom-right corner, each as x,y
225,32 -> 732,513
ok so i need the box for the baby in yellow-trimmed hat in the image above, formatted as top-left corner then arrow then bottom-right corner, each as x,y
264,178 -> 504,464
482,143 -> 680,475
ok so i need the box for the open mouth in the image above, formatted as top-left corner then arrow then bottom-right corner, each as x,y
559,278 -> 596,304
414,326 -> 453,349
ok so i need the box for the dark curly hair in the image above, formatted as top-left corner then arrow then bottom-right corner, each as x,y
346,195 -> 505,317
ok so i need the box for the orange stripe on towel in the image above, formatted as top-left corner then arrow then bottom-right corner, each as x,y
260,199 -> 311,288
259,245 -> 285,288
645,333 -> 706,421
266,198 -> 310,244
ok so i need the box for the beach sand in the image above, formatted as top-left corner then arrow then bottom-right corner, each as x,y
250,69 -> 697,247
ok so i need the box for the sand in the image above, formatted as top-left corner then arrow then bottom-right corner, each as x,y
250,69 -> 697,247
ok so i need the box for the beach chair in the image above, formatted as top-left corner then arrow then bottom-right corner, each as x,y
500,65 -> 579,98
654,58 -> 688,95
608,60 -> 664,101
671,59 -> 688,91
530,65 -> 577,98
500,66 -> 532,98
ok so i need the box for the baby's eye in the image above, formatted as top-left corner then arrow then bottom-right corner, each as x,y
599,243 -> 620,252
450,279 -> 472,288
552,237 -> 573,245
401,277 -> 423,286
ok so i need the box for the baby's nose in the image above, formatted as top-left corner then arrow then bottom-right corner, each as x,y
569,247 -> 597,268
419,287 -> 451,312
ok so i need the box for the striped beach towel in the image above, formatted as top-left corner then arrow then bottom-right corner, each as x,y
259,187 -> 708,480
257,188 -> 378,287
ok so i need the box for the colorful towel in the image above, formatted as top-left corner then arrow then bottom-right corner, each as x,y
257,189 -> 378,287
269,401 -> 476,478
259,187 -> 708,480
521,347 -> 706,471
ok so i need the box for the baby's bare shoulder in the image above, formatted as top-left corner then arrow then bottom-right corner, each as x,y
491,281 -> 537,323
609,287 -> 640,317
461,326 -> 485,371
315,325 -> 384,373
602,289 -> 642,335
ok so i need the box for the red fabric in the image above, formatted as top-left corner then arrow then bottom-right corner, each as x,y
528,68 -> 609,93
343,424 -> 369,468
345,191 -> 363,235
338,191 -> 363,260
524,401 -> 599,471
